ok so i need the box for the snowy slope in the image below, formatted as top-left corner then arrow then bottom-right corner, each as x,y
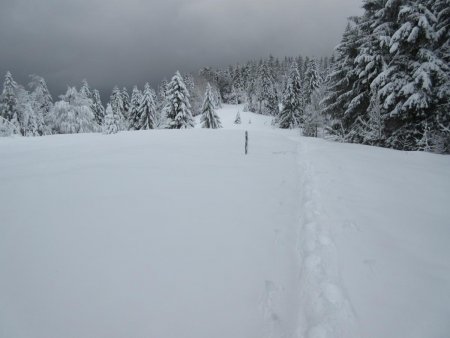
1,104 -> 449,338
296,138 -> 450,338
196,104 -> 275,130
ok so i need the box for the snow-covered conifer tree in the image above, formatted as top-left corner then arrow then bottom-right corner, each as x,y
372,0 -> 448,150
303,85 -> 326,137
348,0 -> 391,136
322,22 -> 361,135
29,75 -> 53,135
304,59 -> 321,105
128,86 -> 142,130
158,80 -> 168,107
229,84 -> 239,105
200,83 -> 222,129
257,62 -> 278,115
121,87 -> 130,121
183,73 -> 195,94
80,79 -> 93,101
278,64 -> 304,129
0,72 -> 19,122
91,89 -> 105,126
79,79 -> 103,130
163,71 -> 195,129
138,83 -> 157,130
103,103 -> 120,134
110,86 -> 125,129
214,87 -> 223,109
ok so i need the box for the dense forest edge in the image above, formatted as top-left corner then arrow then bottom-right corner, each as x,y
1,0 -> 448,153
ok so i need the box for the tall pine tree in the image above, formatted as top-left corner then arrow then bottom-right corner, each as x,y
322,22 -> 361,137
29,75 -> 53,135
200,83 -> 222,129
91,89 -> 105,127
278,63 -> 304,129
110,86 -> 125,130
103,103 -> 121,134
163,71 -> 195,129
128,86 -> 143,130
121,87 -> 130,121
0,72 -> 19,122
138,83 -> 157,130
257,62 -> 278,115
303,59 -> 321,105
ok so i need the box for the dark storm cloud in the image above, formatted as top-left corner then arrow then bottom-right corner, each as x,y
0,0 -> 362,97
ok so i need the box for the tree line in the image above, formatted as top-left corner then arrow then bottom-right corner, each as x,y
0,70 -> 224,136
1,0 -> 448,152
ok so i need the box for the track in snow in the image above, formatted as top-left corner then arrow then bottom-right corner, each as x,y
2,105 -> 449,338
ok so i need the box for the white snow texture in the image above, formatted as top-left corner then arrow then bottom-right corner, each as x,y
1,104 -> 449,338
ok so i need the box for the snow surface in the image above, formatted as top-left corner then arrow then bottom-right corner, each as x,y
1,104 -> 449,338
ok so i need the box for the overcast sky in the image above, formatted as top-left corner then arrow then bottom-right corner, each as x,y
0,0 -> 362,98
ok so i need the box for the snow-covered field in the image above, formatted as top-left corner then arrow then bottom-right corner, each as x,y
1,105 -> 449,338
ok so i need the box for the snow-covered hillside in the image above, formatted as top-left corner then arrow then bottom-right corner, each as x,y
1,105 -> 449,338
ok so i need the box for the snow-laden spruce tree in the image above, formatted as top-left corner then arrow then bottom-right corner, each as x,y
321,0 -> 449,152
371,0 -> 449,150
183,73 -> 195,94
433,0 -> 450,152
303,59 -> 321,105
79,79 -> 93,101
321,22 -> 361,138
0,71 -> 19,123
229,84 -> 239,105
79,79 -> 102,129
128,86 -> 143,130
29,75 -> 53,135
52,87 -> 96,134
212,86 -> 222,109
110,86 -> 125,129
138,83 -> 157,130
244,73 -> 258,112
346,0 -> 394,142
157,79 -> 168,109
303,85 -> 326,137
200,83 -> 222,129
103,103 -> 120,134
257,62 -> 278,115
91,89 -> 105,126
163,71 -> 195,129
278,63 -> 304,129
121,87 -> 130,121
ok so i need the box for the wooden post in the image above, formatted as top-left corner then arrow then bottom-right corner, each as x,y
245,130 -> 248,155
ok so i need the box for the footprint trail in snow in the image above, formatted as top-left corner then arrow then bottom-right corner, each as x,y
294,139 -> 360,338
